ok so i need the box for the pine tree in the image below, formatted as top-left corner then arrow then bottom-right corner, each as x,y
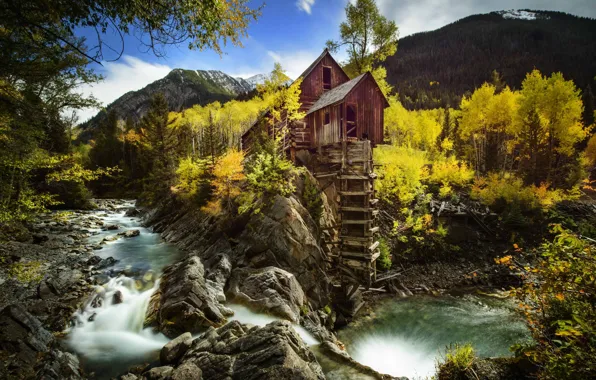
139,93 -> 178,196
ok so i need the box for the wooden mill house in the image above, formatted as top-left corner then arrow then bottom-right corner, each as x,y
242,49 -> 389,287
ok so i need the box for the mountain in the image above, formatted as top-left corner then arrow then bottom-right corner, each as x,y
385,9 -> 596,122
243,73 -> 268,88
79,69 -> 262,139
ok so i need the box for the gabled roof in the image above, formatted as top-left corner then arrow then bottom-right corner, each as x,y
296,48 -> 348,82
306,74 -> 367,115
305,72 -> 389,115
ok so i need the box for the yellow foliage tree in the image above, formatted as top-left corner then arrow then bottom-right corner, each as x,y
202,149 -> 245,215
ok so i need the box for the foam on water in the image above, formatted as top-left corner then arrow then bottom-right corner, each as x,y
338,295 -> 531,379
67,277 -> 169,379
228,304 -> 319,346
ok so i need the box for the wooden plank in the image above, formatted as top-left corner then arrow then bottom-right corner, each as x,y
339,191 -> 372,196
340,235 -> 374,242
338,175 -> 371,180
340,206 -> 376,212
369,226 -> 380,234
370,198 -> 379,205
314,172 -> 338,179
368,241 -> 380,251
342,219 -> 374,225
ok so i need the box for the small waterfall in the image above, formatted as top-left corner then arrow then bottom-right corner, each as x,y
68,277 -> 169,370
337,295 -> 531,379
228,304 -> 319,346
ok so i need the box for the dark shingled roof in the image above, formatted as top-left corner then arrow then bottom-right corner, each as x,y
306,73 -> 367,115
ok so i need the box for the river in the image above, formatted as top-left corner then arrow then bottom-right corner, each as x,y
66,202 -> 529,379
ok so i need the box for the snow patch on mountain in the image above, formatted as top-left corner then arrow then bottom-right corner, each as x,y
498,10 -> 546,21
195,70 -> 254,94
242,74 -> 268,89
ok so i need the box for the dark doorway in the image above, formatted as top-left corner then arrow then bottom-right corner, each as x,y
346,104 -> 357,139
323,66 -> 332,90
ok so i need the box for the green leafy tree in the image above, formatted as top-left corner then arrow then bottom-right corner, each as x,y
326,0 -> 398,76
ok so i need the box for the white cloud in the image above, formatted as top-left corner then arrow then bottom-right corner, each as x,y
297,0 -> 316,14
266,50 -> 321,79
75,55 -> 172,122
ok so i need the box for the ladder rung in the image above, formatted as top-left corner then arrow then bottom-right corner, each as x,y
339,191 -> 372,196
342,219 -> 374,225
340,206 -> 376,212
368,241 -> 380,251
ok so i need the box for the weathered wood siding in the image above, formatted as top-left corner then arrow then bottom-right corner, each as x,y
344,74 -> 385,145
298,53 -> 350,150
241,51 -> 386,155
311,105 -> 342,147
299,54 -> 350,108
311,74 -> 386,148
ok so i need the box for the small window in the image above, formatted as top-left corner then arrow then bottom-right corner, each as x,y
323,66 -> 332,90
324,111 -> 330,125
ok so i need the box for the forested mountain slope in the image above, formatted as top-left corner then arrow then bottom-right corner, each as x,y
386,10 -> 596,121
78,69 -> 260,140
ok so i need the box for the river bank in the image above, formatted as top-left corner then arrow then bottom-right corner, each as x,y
1,195 -> 535,380
0,199 -> 143,378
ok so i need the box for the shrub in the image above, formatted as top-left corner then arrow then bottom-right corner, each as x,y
437,343 -> 477,380
376,238 -> 392,271
9,261 -> 44,284
245,152 -> 299,198
500,226 -> 596,380
429,156 -> 475,190
471,173 -> 577,211
374,145 -> 428,206
303,175 -> 323,227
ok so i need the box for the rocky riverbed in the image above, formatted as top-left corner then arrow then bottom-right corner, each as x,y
0,199 -> 142,378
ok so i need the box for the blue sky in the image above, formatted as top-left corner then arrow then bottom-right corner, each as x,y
75,0 -> 596,121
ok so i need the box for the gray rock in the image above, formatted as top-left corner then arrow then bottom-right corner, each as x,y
144,256 -> 227,338
161,332 -> 193,365
0,305 -> 55,378
120,374 -> 139,380
96,256 -> 118,269
125,208 -> 141,217
180,320 -> 324,380
119,229 -> 140,238
113,290 -> 124,304
170,362 -> 202,380
87,255 -> 102,266
237,195 -> 330,308
143,366 -> 173,380
105,224 -> 120,230
227,266 -> 306,323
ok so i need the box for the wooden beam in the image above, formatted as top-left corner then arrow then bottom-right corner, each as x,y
342,219 -> 374,225
339,191 -> 373,196
340,206 -> 376,212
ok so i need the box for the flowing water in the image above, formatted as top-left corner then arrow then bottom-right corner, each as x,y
68,202 -> 182,378
336,295 -> 531,379
67,203 -> 530,379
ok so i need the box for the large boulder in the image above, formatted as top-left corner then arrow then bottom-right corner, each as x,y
237,195 -> 330,308
0,304 -> 82,379
174,320 -> 325,380
160,332 -> 193,365
227,266 -> 306,323
144,256 -> 231,338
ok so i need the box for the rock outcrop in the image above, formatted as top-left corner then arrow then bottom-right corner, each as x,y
140,320 -> 325,380
227,266 -> 306,323
144,255 -> 232,338
0,304 -> 83,379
